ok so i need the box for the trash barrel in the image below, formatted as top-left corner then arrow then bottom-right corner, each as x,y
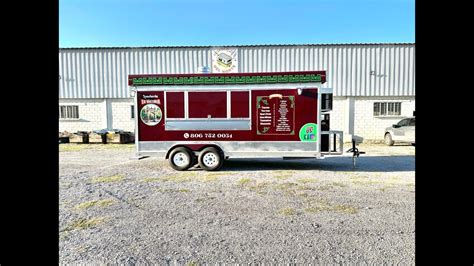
59,137 -> 70,143
71,131 -> 89,143
106,131 -> 122,144
119,133 -> 127,144
92,129 -> 112,144
119,132 -> 133,144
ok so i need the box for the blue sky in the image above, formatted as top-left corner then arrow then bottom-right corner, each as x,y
59,0 -> 415,47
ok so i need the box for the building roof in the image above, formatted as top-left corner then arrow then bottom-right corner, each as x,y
60,43 -> 415,50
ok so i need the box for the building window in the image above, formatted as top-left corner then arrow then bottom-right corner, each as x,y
131,105 -> 135,119
59,105 -> 79,119
373,102 -> 401,116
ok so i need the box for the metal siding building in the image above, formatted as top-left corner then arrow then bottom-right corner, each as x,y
59,43 -> 415,141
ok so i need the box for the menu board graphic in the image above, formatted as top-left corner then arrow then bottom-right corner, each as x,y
256,95 -> 295,135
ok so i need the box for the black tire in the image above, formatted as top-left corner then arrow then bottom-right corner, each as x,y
198,147 -> 224,171
168,147 -> 193,171
384,133 -> 394,146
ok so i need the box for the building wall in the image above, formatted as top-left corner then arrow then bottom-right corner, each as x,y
110,98 -> 135,131
59,98 -> 135,132
59,99 -> 105,132
352,96 -> 415,141
322,96 -> 415,142
329,97 -> 347,138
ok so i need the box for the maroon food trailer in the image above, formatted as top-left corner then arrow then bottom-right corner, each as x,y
129,71 -> 358,171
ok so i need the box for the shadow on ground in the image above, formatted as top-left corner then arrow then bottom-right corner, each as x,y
221,155 -> 415,172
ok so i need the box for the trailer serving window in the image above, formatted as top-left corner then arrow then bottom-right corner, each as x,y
166,92 -> 185,118
165,90 -> 251,131
189,91 -> 227,118
230,91 -> 249,118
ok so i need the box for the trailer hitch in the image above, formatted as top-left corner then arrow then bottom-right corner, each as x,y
346,138 -> 365,169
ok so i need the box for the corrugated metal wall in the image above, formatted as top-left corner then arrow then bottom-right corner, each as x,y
59,44 -> 415,98
59,48 -> 211,98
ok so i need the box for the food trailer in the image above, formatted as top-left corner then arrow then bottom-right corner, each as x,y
129,71 -> 359,171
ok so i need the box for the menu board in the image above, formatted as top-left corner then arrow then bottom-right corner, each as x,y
256,95 -> 295,135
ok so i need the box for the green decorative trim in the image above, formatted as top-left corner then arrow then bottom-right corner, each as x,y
256,96 -> 269,109
131,73 -> 322,86
256,127 -> 270,135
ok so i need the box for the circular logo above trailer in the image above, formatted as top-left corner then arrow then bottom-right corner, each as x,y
299,123 -> 318,142
140,104 -> 162,126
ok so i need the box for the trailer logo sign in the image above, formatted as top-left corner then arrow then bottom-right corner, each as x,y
141,94 -> 161,105
299,123 -> 318,142
212,48 -> 238,73
140,104 -> 162,126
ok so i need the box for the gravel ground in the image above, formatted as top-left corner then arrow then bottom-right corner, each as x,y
59,143 -> 415,264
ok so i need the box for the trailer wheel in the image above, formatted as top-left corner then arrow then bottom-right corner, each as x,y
198,147 -> 224,171
168,147 -> 193,171
384,133 -> 394,146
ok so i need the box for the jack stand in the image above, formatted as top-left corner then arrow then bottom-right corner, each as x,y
346,139 -> 365,169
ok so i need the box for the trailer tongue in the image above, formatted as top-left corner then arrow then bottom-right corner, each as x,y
129,71 -> 361,171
